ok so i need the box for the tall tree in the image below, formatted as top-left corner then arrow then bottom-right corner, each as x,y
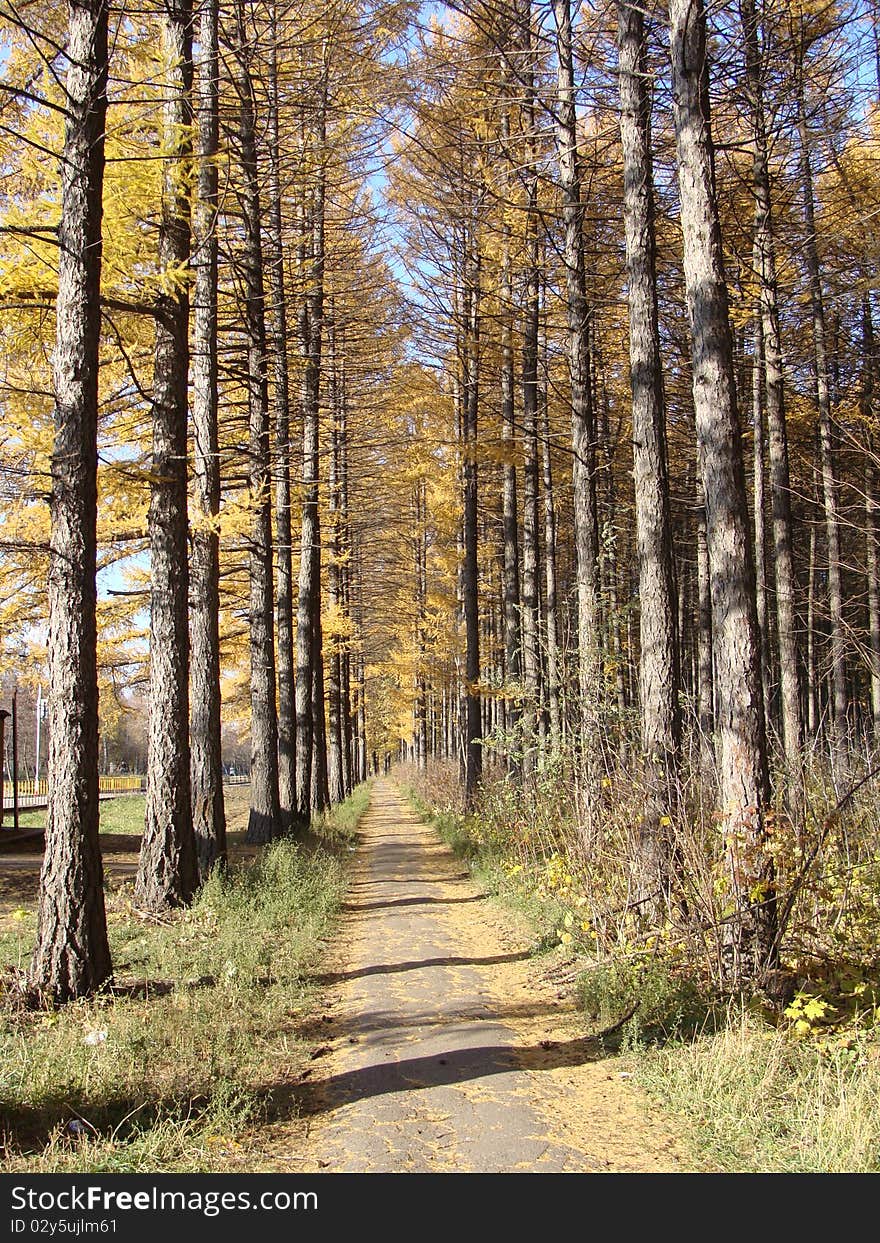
295,79 -> 328,823
669,0 -> 776,981
499,105 -> 522,768
265,4 -> 296,829
233,5 -> 282,844
741,0 -> 803,816
863,299 -> 880,748
617,0 -> 681,913
795,33 -> 847,780
551,0 -> 602,819
462,235 -> 482,803
29,0 -> 113,999
190,0 -> 227,878
136,0 -> 199,910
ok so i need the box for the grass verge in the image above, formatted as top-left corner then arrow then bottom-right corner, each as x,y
0,784 -> 371,1172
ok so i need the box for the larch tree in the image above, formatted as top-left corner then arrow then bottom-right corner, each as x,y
550,0 -> 602,824
740,0 -> 803,817
794,14 -> 848,782
265,3 -> 296,830
190,0 -> 227,878
135,0 -> 199,910
232,0 -> 282,844
617,0 -> 682,914
669,0 -> 776,981
294,75 -> 328,825
29,0 -> 113,999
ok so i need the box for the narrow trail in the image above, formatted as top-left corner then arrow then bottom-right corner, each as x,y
294,781 -> 690,1173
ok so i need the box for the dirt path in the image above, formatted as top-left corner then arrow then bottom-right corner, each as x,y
294,780 -> 691,1173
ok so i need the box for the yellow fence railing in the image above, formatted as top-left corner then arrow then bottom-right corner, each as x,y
3,775 -> 146,802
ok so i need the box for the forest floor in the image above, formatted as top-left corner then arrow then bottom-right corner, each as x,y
260,779 -> 693,1173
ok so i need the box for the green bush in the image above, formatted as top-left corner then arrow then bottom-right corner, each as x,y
577,957 -> 713,1046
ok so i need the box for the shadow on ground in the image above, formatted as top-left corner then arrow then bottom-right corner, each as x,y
286,1033 -> 607,1119
312,950 -> 531,986
340,894 -> 486,914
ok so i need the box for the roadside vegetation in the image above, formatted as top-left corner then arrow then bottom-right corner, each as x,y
0,784 -> 370,1172
402,760 -> 880,1173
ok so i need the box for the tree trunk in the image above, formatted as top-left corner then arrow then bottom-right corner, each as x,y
541,400 -> 561,749
807,516 -> 818,738
311,546 -> 330,811
864,299 -> 880,749
266,7 -> 296,830
742,0 -> 803,815
500,135 -> 521,765
295,99 -> 326,819
696,495 -> 713,758
751,302 -> 771,720
340,386 -> 354,794
797,63 -> 847,779
521,227 -> 542,775
136,0 -> 198,910
30,0 -> 113,999
462,244 -> 482,804
233,15 -> 281,844
416,479 -> 429,771
190,0 -> 226,879
670,0 -> 776,982
551,0 -> 602,818
327,314 -> 346,805
618,0 -> 682,916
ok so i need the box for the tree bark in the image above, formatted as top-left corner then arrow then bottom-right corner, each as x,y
751,302 -> 771,720
462,243 -> 482,804
190,0 -> 226,879
295,94 -> 326,820
541,400 -> 561,749
500,122 -> 521,764
136,0 -> 198,910
670,0 -> 776,981
30,0 -> 113,999
797,61 -> 847,779
696,494 -> 713,757
618,0 -> 682,915
521,225 -> 542,775
339,377 -> 354,795
807,515 -> 818,738
863,299 -> 880,749
327,314 -> 346,804
742,0 -> 803,814
266,6 -> 296,830
233,14 -> 281,844
551,0 -> 602,818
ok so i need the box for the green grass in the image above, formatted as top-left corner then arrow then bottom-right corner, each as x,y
313,780 -> 372,846
0,782 -> 375,1172
12,795 -> 146,836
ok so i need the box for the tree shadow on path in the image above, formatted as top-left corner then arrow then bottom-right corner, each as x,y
291,1033 -> 608,1118
312,950 -> 531,986
340,894 -> 486,914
